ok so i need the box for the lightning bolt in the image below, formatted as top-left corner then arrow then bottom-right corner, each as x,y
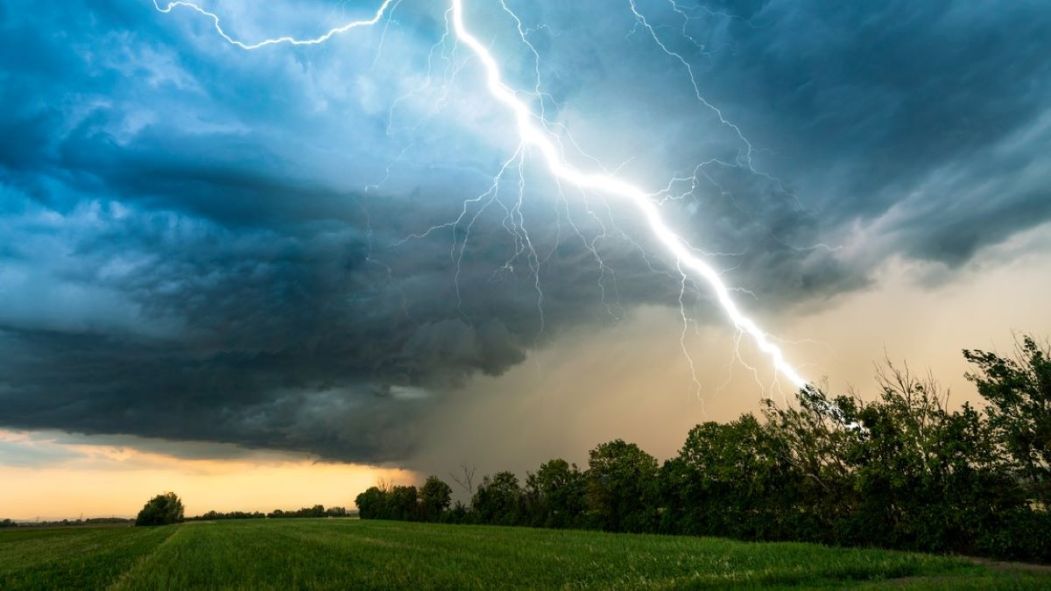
153,0 -> 401,49
153,0 -> 810,390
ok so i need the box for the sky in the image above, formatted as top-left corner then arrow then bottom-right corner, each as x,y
1,0 -> 1050,519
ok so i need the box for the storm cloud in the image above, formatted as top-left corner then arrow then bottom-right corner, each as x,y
1,0 -> 1049,462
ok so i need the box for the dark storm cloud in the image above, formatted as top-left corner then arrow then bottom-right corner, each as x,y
483,0 -> 1051,269
685,0 -> 1051,263
0,0 -> 1048,462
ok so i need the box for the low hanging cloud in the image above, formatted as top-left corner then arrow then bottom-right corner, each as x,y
1,0 -> 1049,463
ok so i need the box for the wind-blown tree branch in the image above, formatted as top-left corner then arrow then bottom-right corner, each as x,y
965,336 -> 1051,506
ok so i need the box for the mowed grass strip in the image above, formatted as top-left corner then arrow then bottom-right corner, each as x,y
2,519 -> 1049,590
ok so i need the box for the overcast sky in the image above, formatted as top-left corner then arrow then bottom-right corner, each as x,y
2,0 -> 1050,517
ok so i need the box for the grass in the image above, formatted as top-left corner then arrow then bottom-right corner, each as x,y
1,519 -> 1047,590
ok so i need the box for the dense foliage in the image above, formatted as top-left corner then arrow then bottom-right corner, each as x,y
358,338 -> 1051,563
134,492 -> 184,526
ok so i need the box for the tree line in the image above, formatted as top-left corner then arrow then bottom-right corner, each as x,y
0,517 -> 133,528
134,493 -> 352,525
264,505 -> 350,519
356,337 -> 1051,563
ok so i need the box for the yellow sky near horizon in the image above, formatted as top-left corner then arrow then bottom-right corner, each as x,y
0,431 -> 414,520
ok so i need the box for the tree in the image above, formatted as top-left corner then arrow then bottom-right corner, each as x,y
419,476 -> 453,522
472,472 -> 523,525
586,440 -> 659,532
355,486 -> 389,519
664,416 -> 797,539
764,367 -> 1027,554
524,459 -> 587,528
388,485 -> 419,521
135,492 -> 184,526
446,500 -> 469,524
965,336 -> 1051,505
841,367 -> 1004,551
760,386 -> 860,542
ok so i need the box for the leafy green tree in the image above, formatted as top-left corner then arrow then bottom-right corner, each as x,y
524,459 -> 587,528
760,387 -> 860,542
586,440 -> 659,532
472,472 -> 523,525
764,368 -> 1026,554
850,366 -> 1023,551
419,476 -> 453,522
445,500 -> 470,524
388,485 -> 419,521
965,336 -> 1051,505
135,492 -> 184,526
664,416 -> 797,538
355,486 -> 388,519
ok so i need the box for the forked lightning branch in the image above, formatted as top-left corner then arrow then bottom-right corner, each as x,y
153,0 -> 809,390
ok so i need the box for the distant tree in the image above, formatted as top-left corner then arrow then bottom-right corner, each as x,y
190,510 -> 264,521
586,440 -> 659,532
388,485 -> 419,521
472,472 -> 523,525
445,500 -> 469,524
0,518 -> 16,528
965,336 -> 1051,505
85,517 -> 134,525
264,505 -> 339,519
524,459 -> 587,528
419,476 -> 453,522
356,486 -> 389,520
135,492 -> 184,526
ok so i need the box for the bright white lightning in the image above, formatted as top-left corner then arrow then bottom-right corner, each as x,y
153,0 -> 401,49
154,0 -> 809,390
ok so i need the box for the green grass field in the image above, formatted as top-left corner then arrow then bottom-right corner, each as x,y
0,519 -> 1047,590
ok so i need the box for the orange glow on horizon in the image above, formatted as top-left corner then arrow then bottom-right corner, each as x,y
0,431 -> 416,521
